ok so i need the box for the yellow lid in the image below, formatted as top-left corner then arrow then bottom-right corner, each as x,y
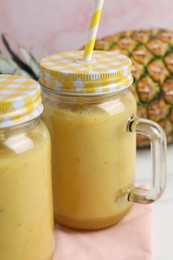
40,51 -> 133,95
0,75 -> 43,129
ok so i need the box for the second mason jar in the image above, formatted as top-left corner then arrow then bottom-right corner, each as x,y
40,51 -> 167,230
0,75 -> 54,259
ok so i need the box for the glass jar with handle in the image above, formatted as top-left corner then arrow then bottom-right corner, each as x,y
40,51 -> 167,230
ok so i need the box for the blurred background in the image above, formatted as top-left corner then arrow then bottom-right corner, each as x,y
1,0 -> 173,59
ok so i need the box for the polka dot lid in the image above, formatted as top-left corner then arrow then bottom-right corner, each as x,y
0,75 -> 43,129
40,51 -> 133,95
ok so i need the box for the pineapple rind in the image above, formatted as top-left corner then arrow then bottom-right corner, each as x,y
94,29 -> 173,147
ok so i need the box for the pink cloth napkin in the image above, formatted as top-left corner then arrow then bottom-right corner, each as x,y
54,204 -> 152,260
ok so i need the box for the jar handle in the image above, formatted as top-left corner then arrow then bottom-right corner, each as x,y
126,115 -> 167,204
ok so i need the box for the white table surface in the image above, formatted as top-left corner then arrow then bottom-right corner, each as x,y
136,143 -> 173,260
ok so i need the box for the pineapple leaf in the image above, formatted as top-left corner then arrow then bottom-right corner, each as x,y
18,45 -> 40,78
0,53 -> 32,78
1,34 -> 38,80
0,53 -> 16,74
14,68 -> 33,78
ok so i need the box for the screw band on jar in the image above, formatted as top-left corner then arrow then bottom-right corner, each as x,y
40,51 -> 133,96
0,75 -> 43,128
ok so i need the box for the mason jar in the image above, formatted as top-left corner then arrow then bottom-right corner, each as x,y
0,75 -> 54,259
40,51 -> 167,230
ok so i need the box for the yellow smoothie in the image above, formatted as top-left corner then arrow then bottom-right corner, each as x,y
0,120 -> 54,260
42,90 -> 136,230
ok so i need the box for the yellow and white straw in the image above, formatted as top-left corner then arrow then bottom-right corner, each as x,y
83,0 -> 104,62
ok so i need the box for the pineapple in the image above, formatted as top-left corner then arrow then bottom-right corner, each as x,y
94,29 -> 173,147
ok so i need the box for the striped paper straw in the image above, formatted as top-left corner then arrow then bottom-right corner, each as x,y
83,0 -> 104,62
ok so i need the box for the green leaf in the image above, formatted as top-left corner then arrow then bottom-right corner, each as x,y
0,53 -> 16,74
0,53 -> 32,78
18,45 -> 40,78
1,34 -> 38,79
